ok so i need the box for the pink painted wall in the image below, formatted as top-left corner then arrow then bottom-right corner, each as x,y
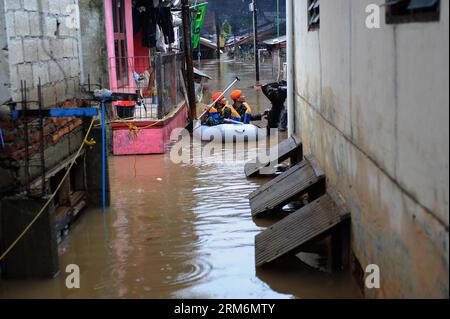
113,104 -> 189,155
163,104 -> 189,142
105,0 -> 136,93
113,128 -> 164,155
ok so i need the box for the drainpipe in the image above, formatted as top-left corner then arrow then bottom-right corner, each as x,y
286,0 -> 295,137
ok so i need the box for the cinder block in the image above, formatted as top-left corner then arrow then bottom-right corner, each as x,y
59,0 -> 74,16
49,60 -> 64,82
42,85 -> 57,107
28,11 -> 42,37
14,11 -> 30,36
11,90 -> 21,103
8,65 -> 19,91
7,39 -> 24,65
17,63 -> 34,88
26,88 -> 39,107
43,16 -> 57,37
39,0 -> 50,13
57,19 -> 71,37
62,58 -> 71,77
67,76 -> 80,98
4,0 -> 22,11
55,81 -> 68,103
63,38 -> 74,58
71,76 -> 81,95
37,39 -> 51,61
32,62 -> 50,85
24,0 -> 39,12
70,58 -> 80,77
5,12 -> 15,37
50,39 -> 64,59
23,39 -> 39,62
66,79 -> 75,99
48,1 -> 60,15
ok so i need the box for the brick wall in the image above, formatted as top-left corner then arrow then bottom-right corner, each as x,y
2,0 -> 82,108
0,99 -> 86,194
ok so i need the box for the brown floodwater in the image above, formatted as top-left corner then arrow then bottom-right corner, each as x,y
0,59 -> 362,299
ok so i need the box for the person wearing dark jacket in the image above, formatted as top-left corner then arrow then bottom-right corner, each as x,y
261,81 -> 287,134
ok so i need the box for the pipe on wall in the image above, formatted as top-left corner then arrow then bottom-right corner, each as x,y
286,0 -> 295,137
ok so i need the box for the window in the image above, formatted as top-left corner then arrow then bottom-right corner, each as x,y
308,0 -> 320,31
113,0 -> 129,88
386,0 -> 440,24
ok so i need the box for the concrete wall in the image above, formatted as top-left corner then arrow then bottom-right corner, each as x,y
1,198 -> 59,278
292,0 -> 449,298
78,0 -> 109,88
0,0 -> 10,104
0,0 -> 109,194
2,0 -> 82,107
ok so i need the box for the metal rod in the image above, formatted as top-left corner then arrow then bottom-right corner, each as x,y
252,0 -> 260,85
215,11 -> 221,59
182,0 -> 198,122
277,0 -> 280,37
21,81 -> 31,195
155,53 -> 164,119
38,78 -> 46,196
101,100 -> 106,214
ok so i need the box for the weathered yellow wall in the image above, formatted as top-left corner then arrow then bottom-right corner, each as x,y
292,0 -> 449,298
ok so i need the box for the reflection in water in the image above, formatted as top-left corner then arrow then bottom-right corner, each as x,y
0,59 -> 361,299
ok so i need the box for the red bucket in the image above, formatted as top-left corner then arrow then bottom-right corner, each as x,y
116,101 -> 136,119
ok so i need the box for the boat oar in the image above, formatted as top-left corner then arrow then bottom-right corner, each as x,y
224,119 -> 245,125
197,77 -> 240,121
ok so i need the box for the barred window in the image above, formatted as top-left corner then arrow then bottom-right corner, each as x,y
308,0 -> 320,31
386,0 -> 440,24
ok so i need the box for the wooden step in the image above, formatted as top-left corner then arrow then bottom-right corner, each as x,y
255,188 -> 350,267
244,136 -> 303,177
249,154 -> 326,217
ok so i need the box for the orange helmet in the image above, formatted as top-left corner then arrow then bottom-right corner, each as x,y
230,90 -> 242,101
212,92 -> 223,103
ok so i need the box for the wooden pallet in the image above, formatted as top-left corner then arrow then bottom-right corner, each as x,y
255,188 -> 351,267
249,155 -> 326,217
244,136 -> 303,177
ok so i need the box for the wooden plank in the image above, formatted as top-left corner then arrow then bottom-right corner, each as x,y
249,155 -> 326,217
255,188 -> 350,267
29,149 -> 86,193
244,136 -> 303,177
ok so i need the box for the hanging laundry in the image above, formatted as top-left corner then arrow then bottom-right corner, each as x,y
134,0 -> 176,48
158,6 -> 175,45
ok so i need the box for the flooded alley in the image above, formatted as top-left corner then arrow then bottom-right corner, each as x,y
0,0 -> 448,304
0,60 -> 361,299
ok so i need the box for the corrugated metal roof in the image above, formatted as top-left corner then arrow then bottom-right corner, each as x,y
263,35 -> 287,46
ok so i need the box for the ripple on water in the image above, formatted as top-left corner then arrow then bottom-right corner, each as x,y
166,258 -> 212,288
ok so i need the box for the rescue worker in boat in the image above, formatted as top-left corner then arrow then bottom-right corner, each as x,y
203,92 -> 242,126
230,90 -> 267,124
203,92 -> 227,126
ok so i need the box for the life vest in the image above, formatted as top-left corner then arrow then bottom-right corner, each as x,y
208,106 -> 221,120
234,102 -> 252,124
222,105 -> 241,122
